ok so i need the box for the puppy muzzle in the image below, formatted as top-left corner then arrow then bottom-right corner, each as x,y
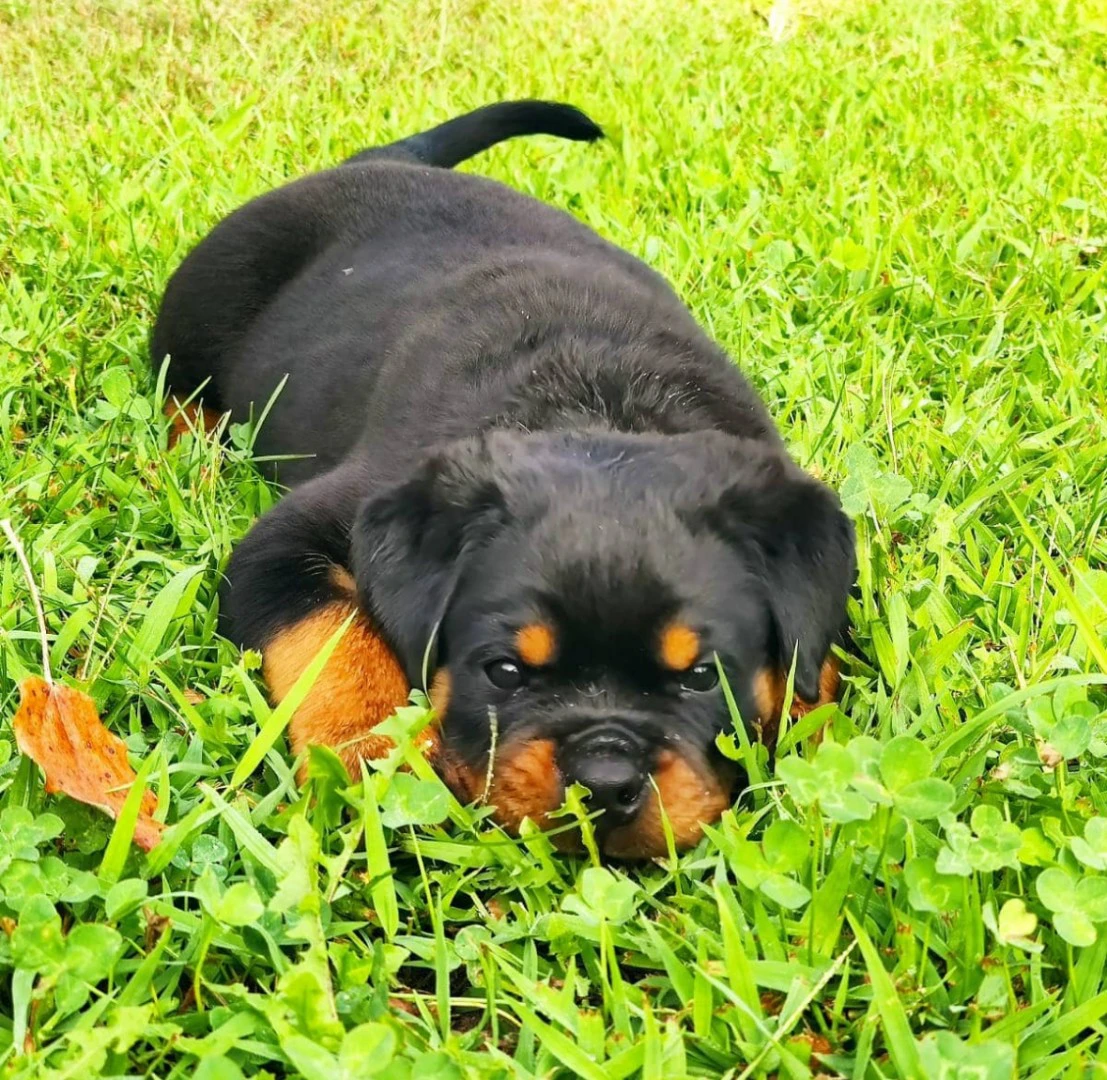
558,722 -> 653,829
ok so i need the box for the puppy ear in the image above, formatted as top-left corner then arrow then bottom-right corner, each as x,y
349,442 -> 507,684
709,451 -> 855,702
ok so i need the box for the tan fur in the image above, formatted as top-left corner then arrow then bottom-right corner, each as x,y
263,600 -> 410,778
164,398 -> 223,448
429,669 -> 451,716
604,749 -> 733,858
470,737 -> 730,859
261,588 -> 839,853
516,623 -> 557,667
483,738 -> 563,830
329,564 -> 358,595
659,622 -> 700,671
754,655 -> 841,750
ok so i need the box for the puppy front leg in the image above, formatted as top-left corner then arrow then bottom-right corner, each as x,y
223,465 -> 412,778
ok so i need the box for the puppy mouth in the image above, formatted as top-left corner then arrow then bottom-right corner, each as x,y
435,732 -> 734,858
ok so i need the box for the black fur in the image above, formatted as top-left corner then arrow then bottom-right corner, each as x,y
152,100 -> 856,822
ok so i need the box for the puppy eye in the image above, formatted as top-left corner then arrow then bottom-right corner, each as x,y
485,659 -> 526,690
680,663 -> 719,693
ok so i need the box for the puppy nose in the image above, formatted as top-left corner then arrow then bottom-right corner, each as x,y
569,755 -> 646,824
560,727 -> 648,826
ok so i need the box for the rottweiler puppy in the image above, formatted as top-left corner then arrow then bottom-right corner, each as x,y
152,101 -> 855,858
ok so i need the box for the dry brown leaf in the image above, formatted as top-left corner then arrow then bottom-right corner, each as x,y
13,676 -> 164,851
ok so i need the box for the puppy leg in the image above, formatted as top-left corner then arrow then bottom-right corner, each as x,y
164,397 -> 224,448
263,576 -> 411,774
224,464 -> 413,778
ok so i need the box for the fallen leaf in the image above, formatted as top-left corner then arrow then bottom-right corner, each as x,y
13,677 -> 163,851
143,907 -> 171,951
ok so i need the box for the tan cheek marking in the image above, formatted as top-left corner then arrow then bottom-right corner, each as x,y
754,668 -> 785,725
485,738 -> 563,832
164,398 -> 223,448
516,623 -> 557,667
604,750 -> 733,859
263,601 -> 410,780
433,750 -> 478,804
659,623 -> 700,672
754,655 -> 842,751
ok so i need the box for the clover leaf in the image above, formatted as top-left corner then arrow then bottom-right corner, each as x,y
935,822 -> 974,877
10,895 -> 66,971
9,895 -> 122,988
1018,826 -> 1056,867
1036,867 -> 1107,947
1071,817 -> 1107,871
880,736 -> 931,792
1028,688 -> 1097,762
981,898 -> 1039,951
762,819 -> 808,874
562,866 -> 641,925
339,1023 -> 397,1077
726,837 -> 811,911
904,857 -> 965,913
380,773 -> 451,829
774,756 -> 822,805
937,806 -> 1021,876
760,873 -> 811,910
840,445 -> 913,520
195,867 -> 265,927
776,741 -> 874,823
879,736 -> 955,821
918,1032 -> 1015,1080
0,806 -> 64,871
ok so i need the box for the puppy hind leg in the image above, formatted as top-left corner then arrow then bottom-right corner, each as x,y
164,396 -> 224,448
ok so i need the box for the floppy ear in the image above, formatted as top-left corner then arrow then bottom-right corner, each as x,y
711,453 -> 856,702
349,441 -> 508,685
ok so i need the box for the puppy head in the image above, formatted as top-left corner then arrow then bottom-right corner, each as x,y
350,429 -> 854,857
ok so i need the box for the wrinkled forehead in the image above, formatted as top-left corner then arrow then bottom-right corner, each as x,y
453,545 -> 678,650
527,491 -> 762,609
449,502 -> 766,662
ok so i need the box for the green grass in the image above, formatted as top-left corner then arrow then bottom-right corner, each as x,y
2,0 -> 1107,1074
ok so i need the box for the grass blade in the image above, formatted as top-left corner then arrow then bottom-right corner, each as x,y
361,768 -> 399,939
99,743 -> 162,884
1006,495 -> 1107,672
846,911 -> 923,1078
229,612 -> 355,787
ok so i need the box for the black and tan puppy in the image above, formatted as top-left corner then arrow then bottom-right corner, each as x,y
152,101 -> 855,857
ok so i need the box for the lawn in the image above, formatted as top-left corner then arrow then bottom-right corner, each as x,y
2,0 -> 1107,1074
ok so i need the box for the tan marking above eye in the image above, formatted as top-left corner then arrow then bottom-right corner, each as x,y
328,564 -> 357,595
658,622 -> 700,671
515,622 -> 557,667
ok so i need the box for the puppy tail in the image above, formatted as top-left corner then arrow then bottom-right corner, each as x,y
343,100 -> 603,169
